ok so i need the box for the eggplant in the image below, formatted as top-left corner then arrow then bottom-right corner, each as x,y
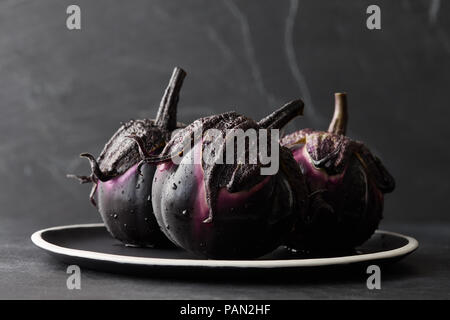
281,93 -> 395,251
68,67 -> 186,247
147,100 -> 309,259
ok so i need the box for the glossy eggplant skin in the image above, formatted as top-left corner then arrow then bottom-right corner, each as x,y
285,139 -> 385,250
151,101 -> 308,259
152,142 -> 299,259
281,93 -> 395,251
97,162 -> 172,247
68,67 -> 186,247
93,121 -> 184,247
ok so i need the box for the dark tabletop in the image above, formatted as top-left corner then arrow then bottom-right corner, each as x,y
1,0 -> 449,299
0,216 -> 448,300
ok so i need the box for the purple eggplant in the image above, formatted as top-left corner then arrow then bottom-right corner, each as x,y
146,101 -> 308,259
281,93 -> 395,251
68,67 -> 186,247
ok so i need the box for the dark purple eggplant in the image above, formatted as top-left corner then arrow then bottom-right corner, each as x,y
67,67 -> 186,247
281,93 -> 395,251
145,100 -> 308,259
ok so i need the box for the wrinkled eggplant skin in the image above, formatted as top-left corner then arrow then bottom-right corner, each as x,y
97,120 -> 185,179
96,162 -> 173,247
288,145 -> 383,250
282,129 -> 392,251
152,143 -> 297,259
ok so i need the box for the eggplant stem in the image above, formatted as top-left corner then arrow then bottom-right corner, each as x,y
155,67 -> 187,132
328,92 -> 348,135
257,99 -> 304,129
80,153 -> 110,182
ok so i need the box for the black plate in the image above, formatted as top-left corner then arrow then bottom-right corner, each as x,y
31,223 -> 418,276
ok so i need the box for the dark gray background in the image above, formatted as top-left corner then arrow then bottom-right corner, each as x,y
0,0 -> 449,299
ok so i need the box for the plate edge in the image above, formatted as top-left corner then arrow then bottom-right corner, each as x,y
31,224 -> 419,269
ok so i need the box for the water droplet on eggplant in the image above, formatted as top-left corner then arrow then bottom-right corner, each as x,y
68,67 -> 187,249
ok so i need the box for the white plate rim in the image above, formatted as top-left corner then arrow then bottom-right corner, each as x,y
31,223 -> 419,269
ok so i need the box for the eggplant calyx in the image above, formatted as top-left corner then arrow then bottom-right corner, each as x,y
355,146 -> 396,193
89,184 -> 98,207
280,128 -> 313,148
126,135 -> 151,159
66,174 -> 93,184
80,153 -> 111,182
309,139 -> 344,168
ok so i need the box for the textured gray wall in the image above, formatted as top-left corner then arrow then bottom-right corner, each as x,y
0,0 -> 449,236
